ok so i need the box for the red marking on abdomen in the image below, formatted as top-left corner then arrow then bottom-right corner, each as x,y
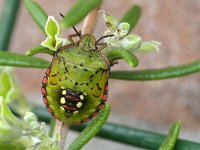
46,107 -> 53,113
92,111 -> 99,117
45,68 -> 51,75
42,76 -> 48,84
98,103 -> 105,110
83,117 -> 91,123
105,84 -> 108,92
102,93 -> 108,101
65,95 -> 80,101
41,87 -> 47,95
63,105 -> 77,111
43,96 -> 48,105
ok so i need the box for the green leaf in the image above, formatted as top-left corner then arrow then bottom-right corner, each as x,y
0,98 -> 23,129
41,36 -> 67,51
26,45 -> 54,56
159,121 -> 181,150
120,5 -> 141,32
0,68 -> 13,100
136,41 -> 161,52
45,16 -> 59,37
0,68 -> 30,115
0,0 -> 20,51
101,10 -> 118,33
110,59 -> 200,80
0,141 -> 26,150
41,36 -> 56,50
0,51 -> 50,68
105,48 -> 139,67
121,34 -> 141,51
32,106 -> 200,150
117,22 -> 130,37
68,103 -> 111,150
60,0 -> 102,28
24,0 -> 48,34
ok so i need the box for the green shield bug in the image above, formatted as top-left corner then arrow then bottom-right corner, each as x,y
41,26 -> 113,124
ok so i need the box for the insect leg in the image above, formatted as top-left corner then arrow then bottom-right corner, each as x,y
96,42 -> 107,51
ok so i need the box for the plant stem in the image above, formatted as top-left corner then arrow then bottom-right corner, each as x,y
110,59 -> 200,80
32,106 -> 200,150
55,121 -> 70,150
81,7 -> 100,34
55,6 -> 100,150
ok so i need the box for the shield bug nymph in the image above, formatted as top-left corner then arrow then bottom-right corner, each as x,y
41,25 -> 113,124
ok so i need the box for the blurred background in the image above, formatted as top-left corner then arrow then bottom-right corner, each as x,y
0,0 -> 200,149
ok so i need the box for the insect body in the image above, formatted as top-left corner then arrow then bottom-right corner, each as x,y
41,34 -> 110,124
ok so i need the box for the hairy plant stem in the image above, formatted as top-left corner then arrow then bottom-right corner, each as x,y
56,6 -> 100,150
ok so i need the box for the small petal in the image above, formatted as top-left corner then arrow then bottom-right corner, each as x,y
121,35 -> 141,50
55,36 -> 69,50
100,10 -> 118,33
23,112 -> 37,124
41,37 -> 55,51
45,16 -> 59,37
137,41 -> 161,52
117,22 -> 130,38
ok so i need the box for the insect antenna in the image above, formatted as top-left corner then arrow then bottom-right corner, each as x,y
96,34 -> 114,43
60,13 -> 65,18
72,26 -> 81,39
59,13 -> 81,38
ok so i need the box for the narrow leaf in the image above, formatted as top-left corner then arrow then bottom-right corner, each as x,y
159,121 -> 181,150
60,0 -> 102,28
136,41 -> 161,52
0,98 -> 23,129
0,51 -> 50,68
26,45 -> 54,56
32,106 -> 200,150
105,48 -> 139,67
0,0 -> 20,50
110,59 -> 200,80
120,5 -> 141,32
0,141 -> 26,150
68,103 -> 111,150
24,0 -> 48,34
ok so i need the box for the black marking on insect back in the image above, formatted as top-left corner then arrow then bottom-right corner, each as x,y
96,83 -> 102,90
89,74 -> 94,79
73,65 -> 77,68
74,82 -> 78,85
51,73 -> 58,77
63,60 -> 66,65
50,81 -> 58,85
83,68 -> 88,72
89,55 -> 92,58
65,67 -> 68,72
79,82 -> 89,86
92,93 -> 99,98
80,63 -> 83,66
95,70 -> 99,74
59,88 -> 85,115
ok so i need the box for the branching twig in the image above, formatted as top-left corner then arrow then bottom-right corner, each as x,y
56,6 -> 100,150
